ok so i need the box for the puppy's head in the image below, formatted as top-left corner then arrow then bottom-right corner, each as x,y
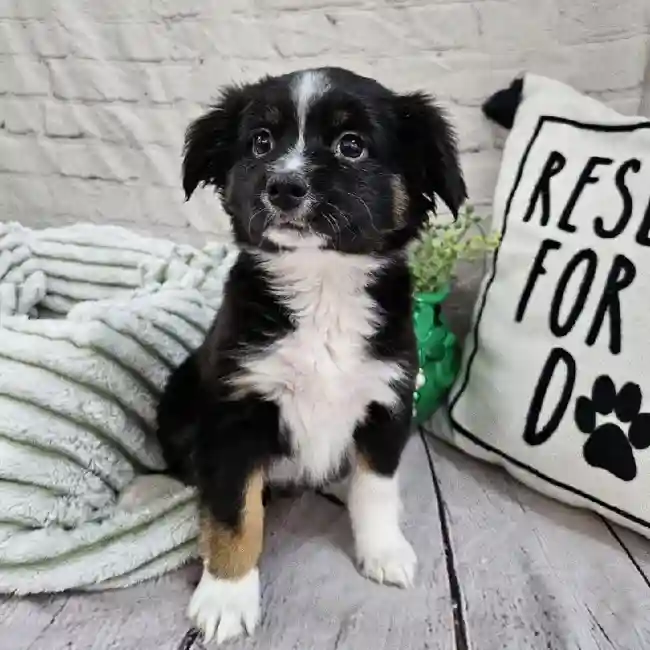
183,67 -> 466,254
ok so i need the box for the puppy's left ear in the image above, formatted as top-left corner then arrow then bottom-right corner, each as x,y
394,92 -> 467,217
182,85 -> 247,201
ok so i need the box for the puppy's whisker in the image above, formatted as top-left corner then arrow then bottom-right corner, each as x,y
247,207 -> 265,238
322,212 -> 341,244
325,202 -> 351,232
342,192 -> 379,234
327,204 -> 357,241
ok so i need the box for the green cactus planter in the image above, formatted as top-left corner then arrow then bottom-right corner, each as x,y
412,288 -> 461,424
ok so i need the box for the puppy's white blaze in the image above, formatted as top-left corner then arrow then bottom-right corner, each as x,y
273,70 -> 329,175
231,249 -> 405,485
274,148 -> 305,173
348,465 -> 417,588
293,69 -> 328,132
188,567 -> 260,645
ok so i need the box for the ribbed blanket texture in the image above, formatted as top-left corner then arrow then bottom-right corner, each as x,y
0,222 -> 238,594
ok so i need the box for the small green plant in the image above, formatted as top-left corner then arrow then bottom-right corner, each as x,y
408,205 -> 501,295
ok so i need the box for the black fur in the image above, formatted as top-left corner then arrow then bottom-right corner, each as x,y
355,256 -> 417,477
393,92 -> 466,217
156,67 -> 466,533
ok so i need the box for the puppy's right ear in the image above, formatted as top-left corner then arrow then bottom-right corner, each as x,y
182,86 -> 246,201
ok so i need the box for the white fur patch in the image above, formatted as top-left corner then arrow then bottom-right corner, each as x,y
265,227 -> 325,250
188,567 -> 260,645
274,70 -> 329,174
348,465 -> 416,587
231,249 -> 404,485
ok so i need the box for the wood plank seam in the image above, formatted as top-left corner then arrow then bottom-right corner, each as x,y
315,489 -> 346,508
584,604 -> 617,649
419,429 -> 470,650
602,518 -> 650,591
23,598 -> 68,650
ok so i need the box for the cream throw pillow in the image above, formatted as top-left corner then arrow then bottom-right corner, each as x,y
434,74 -> 650,538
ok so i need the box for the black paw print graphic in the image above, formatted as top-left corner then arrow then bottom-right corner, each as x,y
575,375 -> 650,482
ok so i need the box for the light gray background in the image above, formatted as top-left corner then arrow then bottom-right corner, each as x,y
1,0 -> 649,243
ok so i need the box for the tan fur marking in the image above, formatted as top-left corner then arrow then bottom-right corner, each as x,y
199,471 -> 265,579
355,451 -> 374,474
391,175 -> 408,226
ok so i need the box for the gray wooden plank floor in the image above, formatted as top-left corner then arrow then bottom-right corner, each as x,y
0,594 -> 66,650
424,435 -> 650,650
609,524 -> 650,588
3,436 -> 650,650
1,436 -> 455,650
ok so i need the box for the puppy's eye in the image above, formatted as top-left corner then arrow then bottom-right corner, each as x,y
334,132 -> 366,160
251,129 -> 274,157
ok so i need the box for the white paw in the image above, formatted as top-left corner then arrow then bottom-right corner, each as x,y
356,533 -> 417,588
188,567 -> 260,645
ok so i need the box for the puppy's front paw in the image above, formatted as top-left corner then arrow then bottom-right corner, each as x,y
188,567 -> 260,645
356,532 -> 417,588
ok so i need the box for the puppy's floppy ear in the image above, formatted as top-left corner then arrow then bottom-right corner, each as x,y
182,86 -> 247,200
394,92 -> 466,218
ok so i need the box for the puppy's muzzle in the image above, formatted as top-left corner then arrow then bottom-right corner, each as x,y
265,173 -> 308,214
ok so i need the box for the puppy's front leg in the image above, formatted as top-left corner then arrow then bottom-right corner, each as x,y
189,468 -> 265,645
349,403 -> 416,588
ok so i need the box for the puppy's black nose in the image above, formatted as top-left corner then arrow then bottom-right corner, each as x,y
266,174 -> 308,211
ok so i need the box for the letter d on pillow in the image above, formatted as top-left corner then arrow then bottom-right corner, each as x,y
433,73 -> 650,539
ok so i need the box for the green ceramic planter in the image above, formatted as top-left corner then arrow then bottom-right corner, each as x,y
412,288 -> 461,424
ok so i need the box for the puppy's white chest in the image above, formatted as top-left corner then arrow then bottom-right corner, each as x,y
235,251 -> 403,484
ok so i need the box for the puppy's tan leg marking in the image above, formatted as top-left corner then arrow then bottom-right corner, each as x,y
189,470 -> 265,645
199,470 -> 265,579
348,451 -> 417,588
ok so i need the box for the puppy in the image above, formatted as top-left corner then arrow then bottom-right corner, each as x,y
155,66 -> 466,645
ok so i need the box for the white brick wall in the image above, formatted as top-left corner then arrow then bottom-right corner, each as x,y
1,0 -> 648,242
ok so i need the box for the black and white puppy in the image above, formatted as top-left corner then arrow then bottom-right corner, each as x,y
155,66 -> 466,645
